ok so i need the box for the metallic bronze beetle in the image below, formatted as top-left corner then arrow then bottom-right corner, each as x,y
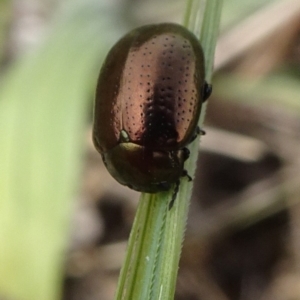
93,23 -> 211,202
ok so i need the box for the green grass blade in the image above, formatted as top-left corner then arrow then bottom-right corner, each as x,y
0,1 -> 124,300
114,1 -> 223,299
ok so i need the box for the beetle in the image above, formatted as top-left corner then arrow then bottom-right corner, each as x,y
93,23 -> 211,207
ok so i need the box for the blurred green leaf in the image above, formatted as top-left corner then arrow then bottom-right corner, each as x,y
0,1 -> 127,299
0,0 -> 11,64
221,0 -> 273,28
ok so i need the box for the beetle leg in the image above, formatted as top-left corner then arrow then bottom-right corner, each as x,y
203,81 -> 212,102
169,180 -> 180,210
169,170 -> 193,209
189,126 -> 206,143
182,147 -> 190,161
196,126 -> 206,135
182,169 -> 192,182
190,128 -> 200,142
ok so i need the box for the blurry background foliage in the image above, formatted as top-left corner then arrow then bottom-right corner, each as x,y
0,0 -> 300,300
